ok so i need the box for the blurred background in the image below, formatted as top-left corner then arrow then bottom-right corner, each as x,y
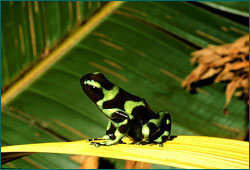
1,1 -> 249,169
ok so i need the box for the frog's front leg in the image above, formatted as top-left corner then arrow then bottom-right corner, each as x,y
91,111 -> 133,147
86,121 -> 115,142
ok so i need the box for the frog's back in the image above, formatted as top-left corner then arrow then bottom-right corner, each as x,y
102,87 -> 155,122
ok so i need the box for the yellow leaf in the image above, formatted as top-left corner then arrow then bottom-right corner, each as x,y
2,136 -> 249,169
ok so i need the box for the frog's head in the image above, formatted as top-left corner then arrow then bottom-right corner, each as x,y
80,72 -> 114,103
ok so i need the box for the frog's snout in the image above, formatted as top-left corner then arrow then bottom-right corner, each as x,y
80,73 -> 93,86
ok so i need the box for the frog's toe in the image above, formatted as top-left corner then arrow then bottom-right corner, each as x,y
86,138 -> 102,142
90,141 -> 96,145
100,140 -> 118,146
89,140 -> 115,147
90,142 -> 102,147
133,141 -> 147,145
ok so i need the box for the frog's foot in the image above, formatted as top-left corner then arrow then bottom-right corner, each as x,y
86,135 -> 110,142
130,141 -> 149,145
90,142 -> 103,147
131,141 -> 163,146
86,138 -> 102,142
90,140 -> 118,147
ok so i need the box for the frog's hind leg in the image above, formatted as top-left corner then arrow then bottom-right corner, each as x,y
153,112 -> 171,145
142,111 -> 171,145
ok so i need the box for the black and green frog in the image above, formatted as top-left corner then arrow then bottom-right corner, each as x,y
80,72 -> 171,147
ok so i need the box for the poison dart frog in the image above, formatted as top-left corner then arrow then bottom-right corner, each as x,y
80,72 -> 171,147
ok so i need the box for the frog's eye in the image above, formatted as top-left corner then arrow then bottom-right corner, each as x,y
89,85 -> 99,94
